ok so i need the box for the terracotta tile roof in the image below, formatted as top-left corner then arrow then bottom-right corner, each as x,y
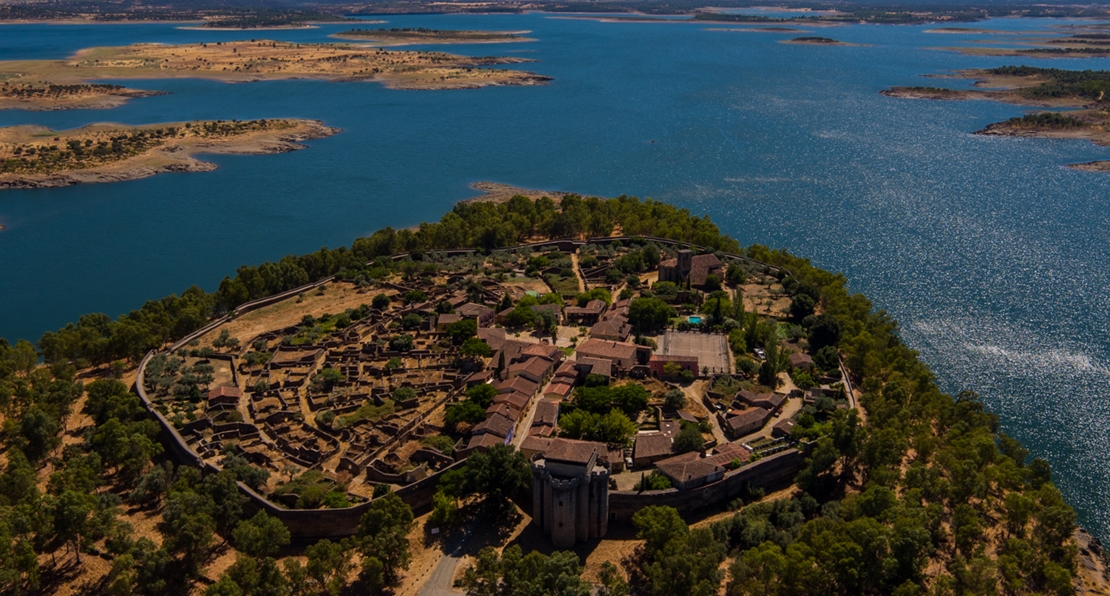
438,313 -> 463,325
495,376 -> 537,397
457,303 -> 495,318
688,254 -> 723,286
486,402 -> 521,421
477,327 -> 507,349
520,435 -> 553,454
737,390 -> 785,410
473,413 -> 515,438
546,382 -> 574,398
554,360 -> 578,380
493,392 -> 531,411
544,437 -> 604,465
577,338 -> 641,362
655,453 -> 723,485
772,418 -> 797,438
575,357 -> 612,378
466,433 -> 505,450
725,408 -> 772,433
589,319 -> 631,341
633,433 -> 674,461
521,344 -> 560,361
532,400 -> 559,426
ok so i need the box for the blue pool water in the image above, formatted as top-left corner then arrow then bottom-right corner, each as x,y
688,316 -> 703,325
1,14 -> 1109,539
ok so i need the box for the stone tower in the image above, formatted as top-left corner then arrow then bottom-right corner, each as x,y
530,438 -> 610,547
677,249 -> 694,280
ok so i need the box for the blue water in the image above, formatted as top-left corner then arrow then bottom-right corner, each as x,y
2,15 -> 1110,539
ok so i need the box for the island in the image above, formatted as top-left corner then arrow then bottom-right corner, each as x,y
0,40 -> 552,109
189,10 -> 357,29
923,26 -> 1023,34
938,32 -> 1110,58
704,26 -> 812,33
883,66 -> 1110,170
0,118 -> 338,189
781,36 -> 852,45
0,81 -> 166,111
331,27 -> 534,45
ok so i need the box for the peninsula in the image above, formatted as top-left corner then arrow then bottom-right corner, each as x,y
0,81 -> 165,111
0,40 -> 551,109
331,27 -> 534,45
0,118 -> 337,189
2,191 -> 1105,595
884,66 -> 1110,170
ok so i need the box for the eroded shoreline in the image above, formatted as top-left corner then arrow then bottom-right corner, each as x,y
0,39 -> 552,110
883,68 -> 1110,171
0,118 -> 338,189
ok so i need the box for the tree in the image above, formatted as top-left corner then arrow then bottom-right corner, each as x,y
233,511 -> 291,558
534,309 -> 558,337
633,506 -> 688,556
460,338 -> 493,360
807,315 -> 842,352
463,444 -> 529,514
304,539 -> 352,596
628,298 -> 675,334
560,409 -> 637,447
372,294 -> 391,310
401,313 -> 423,330
51,490 -> 96,563
446,319 -> 478,343
598,561 -> 631,596
643,528 -> 726,596
673,423 -> 704,454
389,335 -> 414,352
445,400 -> 486,432
813,345 -> 839,372
789,294 -> 815,320
403,290 -> 427,304
457,545 -> 590,596
357,492 -> 415,583
664,389 -> 687,409
466,383 -> 497,408
161,492 -> 217,570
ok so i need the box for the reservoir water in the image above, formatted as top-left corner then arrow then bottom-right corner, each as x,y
1,14 -> 1109,539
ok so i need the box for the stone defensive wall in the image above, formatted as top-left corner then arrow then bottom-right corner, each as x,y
608,449 -> 806,520
131,235 -> 802,540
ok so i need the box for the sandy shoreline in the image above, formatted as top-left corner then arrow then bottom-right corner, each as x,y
461,181 -> 593,205
0,119 -> 338,189
330,29 -> 534,46
0,87 -> 167,111
883,68 -> 1110,171
0,40 -> 552,104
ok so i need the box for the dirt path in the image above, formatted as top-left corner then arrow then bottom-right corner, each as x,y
569,252 -> 586,294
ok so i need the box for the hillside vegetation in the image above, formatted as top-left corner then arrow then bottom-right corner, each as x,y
0,193 -> 1083,595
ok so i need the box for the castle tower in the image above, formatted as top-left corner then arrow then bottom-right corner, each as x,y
530,438 -> 610,547
677,249 -> 694,279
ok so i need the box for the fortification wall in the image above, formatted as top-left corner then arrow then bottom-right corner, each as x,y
132,237 -> 796,540
608,449 -> 804,520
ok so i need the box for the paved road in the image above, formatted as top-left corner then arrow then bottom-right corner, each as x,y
416,515 -> 483,596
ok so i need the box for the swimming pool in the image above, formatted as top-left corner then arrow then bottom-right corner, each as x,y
688,316 -> 702,325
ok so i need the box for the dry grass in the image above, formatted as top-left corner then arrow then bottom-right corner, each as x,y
0,40 -> 548,94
